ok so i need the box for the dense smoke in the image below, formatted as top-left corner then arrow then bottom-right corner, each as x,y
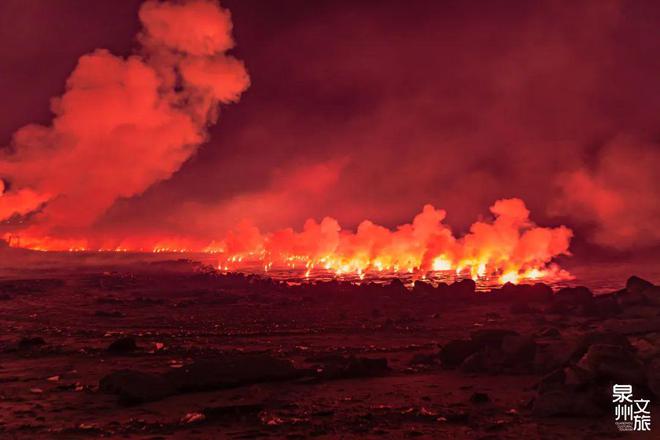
554,139 -> 660,249
1,0 -> 659,258
0,0 -> 248,232
215,198 -> 572,283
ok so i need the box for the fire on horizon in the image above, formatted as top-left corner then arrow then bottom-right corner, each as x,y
4,197 -> 572,286
1,0 -> 659,286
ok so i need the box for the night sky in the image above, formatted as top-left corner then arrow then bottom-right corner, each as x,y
1,0 -> 659,252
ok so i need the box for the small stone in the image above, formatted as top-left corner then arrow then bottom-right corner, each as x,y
18,336 -> 46,350
107,336 -> 138,353
470,392 -> 490,404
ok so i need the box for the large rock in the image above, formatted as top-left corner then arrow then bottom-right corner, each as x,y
626,276 -> 655,294
18,336 -> 46,350
169,354 -> 302,391
316,356 -> 389,379
441,329 -> 538,373
100,353 -> 303,405
577,344 -> 646,385
107,336 -> 138,353
615,276 -> 657,308
412,280 -> 435,295
620,305 -> 660,319
553,286 -> 593,306
461,334 -> 537,374
385,278 -> 407,295
533,365 -> 606,417
533,340 -> 575,373
449,279 -> 476,296
570,331 -> 632,362
641,286 -> 660,307
99,370 -> 174,405
460,347 -> 507,373
581,295 -> 621,317
494,282 -> 553,303
537,365 -> 594,393
439,339 -> 480,368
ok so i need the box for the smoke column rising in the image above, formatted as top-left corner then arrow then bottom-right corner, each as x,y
0,0 -> 249,234
214,198 -> 573,284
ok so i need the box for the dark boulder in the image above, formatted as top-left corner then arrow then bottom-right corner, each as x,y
469,392 -> 490,404
615,276 -> 656,308
412,280 -> 435,295
533,340 -> 575,373
18,336 -> 46,350
641,286 -> 660,307
99,370 -> 173,405
581,295 -> 621,317
537,365 -> 595,394
570,331 -> 632,362
461,334 -> 537,374
577,344 -> 646,385
316,356 -> 389,379
439,339 -> 480,368
553,286 -> 593,306
449,279 -> 476,296
101,353 -> 304,405
385,278 -> 407,295
501,335 -> 537,363
533,365 -> 607,417
470,329 -> 519,347
495,282 -> 552,303
460,347 -> 506,373
107,336 -> 138,353
169,354 -> 302,391
626,276 -> 654,294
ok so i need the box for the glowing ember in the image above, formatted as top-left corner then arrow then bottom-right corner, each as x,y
4,198 -> 573,286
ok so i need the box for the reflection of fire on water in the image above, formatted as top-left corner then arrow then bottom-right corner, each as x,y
5,198 -> 573,287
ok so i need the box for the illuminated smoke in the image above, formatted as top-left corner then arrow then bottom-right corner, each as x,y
0,0 -> 249,231
214,197 -> 573,284
554,139 -> 660,249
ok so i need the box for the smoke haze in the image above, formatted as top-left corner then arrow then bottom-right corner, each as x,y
1,0 -> 659,255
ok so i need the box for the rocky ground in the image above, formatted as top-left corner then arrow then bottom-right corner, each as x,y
0,260 -> 659,439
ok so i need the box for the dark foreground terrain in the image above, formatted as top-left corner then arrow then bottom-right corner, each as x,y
0,260 -> 659,439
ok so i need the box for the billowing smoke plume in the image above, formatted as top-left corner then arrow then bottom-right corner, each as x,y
216,198 -> 573,283
554,139 -> 660,250
0,0 -> 248,232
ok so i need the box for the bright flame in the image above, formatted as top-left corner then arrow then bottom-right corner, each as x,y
4,198 -> 573,286
432,256 -> 452,271
499,271 -> 520,285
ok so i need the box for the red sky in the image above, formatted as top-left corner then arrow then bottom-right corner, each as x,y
1,0 -> 659,253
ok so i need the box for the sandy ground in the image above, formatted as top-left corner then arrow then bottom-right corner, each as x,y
0,261 -> 658,439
